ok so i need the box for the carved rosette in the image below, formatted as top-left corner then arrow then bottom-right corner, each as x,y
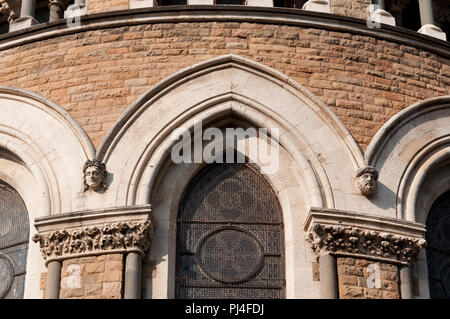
32,220 -> 153,262
305,223 -> 427,264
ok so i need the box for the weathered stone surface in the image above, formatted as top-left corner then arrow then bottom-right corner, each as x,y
0,23 -> 447,150
337,257 -> 400,299
58,254 -> 123,299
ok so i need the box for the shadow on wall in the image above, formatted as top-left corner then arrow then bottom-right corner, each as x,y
370,181 -> 397,211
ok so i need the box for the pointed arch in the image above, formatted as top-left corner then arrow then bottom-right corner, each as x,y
364,95 -> 450,222
0,86 -> 95,216
0,86 -> 96,298
98,54 -> 364,210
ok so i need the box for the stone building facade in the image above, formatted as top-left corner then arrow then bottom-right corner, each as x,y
0,0 -> 449,299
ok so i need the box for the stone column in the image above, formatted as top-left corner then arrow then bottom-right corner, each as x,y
304,208 -> 426,299
33,206 -> 154,300
417,0 -> 446,40
319,254 -> 338,299
9,0 -> 38,31
399,266 -> 413,299
124,252 -> 143,299
45,261 -> 62,299
49,0 -> 66,22
20,0 -> 36,17
418,0 -> 433,26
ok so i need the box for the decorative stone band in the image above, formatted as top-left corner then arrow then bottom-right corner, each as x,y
304,208 -> 427,265
32,205 -> 154,266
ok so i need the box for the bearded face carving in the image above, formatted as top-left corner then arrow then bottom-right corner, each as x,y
356,166 -> 378,197
83,160 -> 107,192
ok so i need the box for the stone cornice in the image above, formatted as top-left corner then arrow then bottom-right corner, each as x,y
0,6 -> 448,57
304,208 -> 426,265
32,205 -> 155,265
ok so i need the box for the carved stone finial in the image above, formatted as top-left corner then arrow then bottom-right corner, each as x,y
0,0 -> 17,24
305,223 -> 426,265
32,220 -> 153,262
355,166 -> 378,197
83,159 -> 107,192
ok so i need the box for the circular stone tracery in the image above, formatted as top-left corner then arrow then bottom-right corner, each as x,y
196,227 -> 264,283
0,253 -> 14,298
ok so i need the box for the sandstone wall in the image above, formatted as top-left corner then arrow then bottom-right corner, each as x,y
0,22 -> 448,149
337,257 -> 400,299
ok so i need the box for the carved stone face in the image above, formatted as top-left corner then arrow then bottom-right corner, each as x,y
84,166 -> 104,191
357,172 -> 377,196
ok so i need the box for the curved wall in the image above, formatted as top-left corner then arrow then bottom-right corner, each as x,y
0,7 -> 448,150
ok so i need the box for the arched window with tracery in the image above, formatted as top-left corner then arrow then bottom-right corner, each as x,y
175,163 -> 285,298
426,191 -> 450,298
0,180 -> 29,299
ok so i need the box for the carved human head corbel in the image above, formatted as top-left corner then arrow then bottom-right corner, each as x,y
355,166 -> 378,197
83,160 -> 107,192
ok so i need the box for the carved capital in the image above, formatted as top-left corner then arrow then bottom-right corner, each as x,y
33,220 -> 153,264
304,208 -> 427,265
305,223 -> 426,264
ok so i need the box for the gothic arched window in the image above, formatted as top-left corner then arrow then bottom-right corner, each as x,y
426,191 -> 450,298
0,180 -> 29,299
175,163 -> 285,298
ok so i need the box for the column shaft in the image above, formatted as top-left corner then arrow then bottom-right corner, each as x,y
124,252 -> 142,299
45,261 -> 62,299
20,0 -> 36,17
418,0 -> 434,26
400,266 -> 413,299
49,0 -> 65,22
319,254 -> 338,299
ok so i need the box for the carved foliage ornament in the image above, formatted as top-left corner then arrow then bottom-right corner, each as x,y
32,220 -> 152,260
305,223 -> 426,264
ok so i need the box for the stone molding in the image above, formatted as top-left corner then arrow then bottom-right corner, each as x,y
304,208 -> 426,265
33,205 -> 154,265
0,6 -> 448,57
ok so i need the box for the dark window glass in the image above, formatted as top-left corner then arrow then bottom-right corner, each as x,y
0,180 -> 29,299
433,0 -> 450,41
385,0 -> 421,31
176,163 -> 285,299
273,0 -> 307,8
34,0 -> 50,24
426,191 -> 450,298
0,17 -> 8,35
